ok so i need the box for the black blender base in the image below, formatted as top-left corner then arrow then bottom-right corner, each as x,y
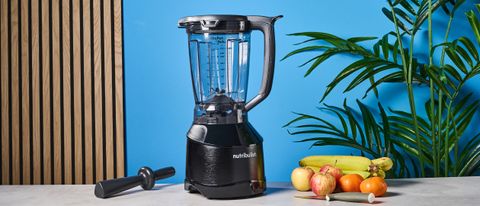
185,123 -> 267,199
184,179 -> 266,199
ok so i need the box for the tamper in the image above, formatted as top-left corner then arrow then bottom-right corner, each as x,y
94,166 -> 175,198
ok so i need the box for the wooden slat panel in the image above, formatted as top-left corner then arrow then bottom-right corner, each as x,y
1,0 -> 125,185
1,0 -> 11,185
113,0 -> 124,178
31,0 -> 41,185
20,0 -> 30,185
61,0 -> 72,184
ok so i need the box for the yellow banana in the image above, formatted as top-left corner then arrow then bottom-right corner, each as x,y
299,155 -> 394,179
299,155 -> 372,171
371,169 -> 386,178
342,170 -> 371,179
306,166 -> 373,179
305,166 -> 320,173
371,157 -> 393,171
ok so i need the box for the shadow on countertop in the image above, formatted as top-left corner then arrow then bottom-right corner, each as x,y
265,187 -> 292,195
386,179 -> 421,188
109,184 -> 177,198
383,191 -> 402,197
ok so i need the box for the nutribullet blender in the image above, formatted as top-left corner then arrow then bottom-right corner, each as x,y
178,15 -> 281,199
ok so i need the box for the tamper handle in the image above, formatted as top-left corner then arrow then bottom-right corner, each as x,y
95,175 -> 143,198
154,167 -> 175,180
94,166 -> 175,198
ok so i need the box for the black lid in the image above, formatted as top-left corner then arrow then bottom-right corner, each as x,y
178,15 -> 250,33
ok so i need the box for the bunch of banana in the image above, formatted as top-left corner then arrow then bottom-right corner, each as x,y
299,155 -> 393,178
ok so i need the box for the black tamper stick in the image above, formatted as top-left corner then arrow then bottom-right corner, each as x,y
94,166 -> 175,198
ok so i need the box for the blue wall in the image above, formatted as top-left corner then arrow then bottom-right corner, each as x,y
123,0 -> 477,182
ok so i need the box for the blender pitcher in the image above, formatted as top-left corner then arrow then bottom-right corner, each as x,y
178,15 -> 282,199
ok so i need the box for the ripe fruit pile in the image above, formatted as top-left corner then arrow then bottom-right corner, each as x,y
291,155 -> 392,197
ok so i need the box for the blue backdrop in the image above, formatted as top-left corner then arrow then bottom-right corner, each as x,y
123,0 -> 478,182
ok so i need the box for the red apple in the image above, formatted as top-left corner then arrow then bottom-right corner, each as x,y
319,164 -> 343,184
310,172 -> 336,196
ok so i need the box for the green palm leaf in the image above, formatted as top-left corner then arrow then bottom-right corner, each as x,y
285,1 -> 480,177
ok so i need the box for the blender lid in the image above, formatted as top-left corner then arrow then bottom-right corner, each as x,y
178,15 -> 249,33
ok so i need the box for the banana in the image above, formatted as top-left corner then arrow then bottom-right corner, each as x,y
305,166 -> 320,173
342,170 -> 371,179
371,169 -> 386,178
371,157 -> 393,171
306,166 -> 373,179
299,155 -> 372,171
299,155 -> 394,179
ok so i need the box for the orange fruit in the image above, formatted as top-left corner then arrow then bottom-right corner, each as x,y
338,174 -> 364,192
360,177 -> 388,197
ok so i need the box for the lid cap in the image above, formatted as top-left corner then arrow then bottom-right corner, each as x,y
178,15 -> 250,33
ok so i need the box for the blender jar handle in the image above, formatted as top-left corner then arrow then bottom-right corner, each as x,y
244,15 -> 283,112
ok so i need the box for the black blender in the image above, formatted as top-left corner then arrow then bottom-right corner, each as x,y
178,15 -> 282,199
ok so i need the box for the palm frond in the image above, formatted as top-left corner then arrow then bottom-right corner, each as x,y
285,101 -> 411,176
285,0 -> 480,177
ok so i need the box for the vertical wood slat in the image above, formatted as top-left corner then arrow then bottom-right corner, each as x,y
51,0 -> 62,184
103,0 -> 114,180
92,0 -> 104,183
82,0 -> 93,184
72,0 -> 83,184
31,0 -> 41,185
11,0 -> 21,185
20,0 -> 30,185
113,0 -> 124,178
0,0 -> 125,185
1,0 -> 11,184
41,0 -> 52,185
61,0 -> 72,184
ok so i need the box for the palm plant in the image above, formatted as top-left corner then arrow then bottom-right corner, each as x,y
283,0 -> 480,177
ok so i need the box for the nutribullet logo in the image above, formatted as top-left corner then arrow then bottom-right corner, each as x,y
232,152 -> 257,159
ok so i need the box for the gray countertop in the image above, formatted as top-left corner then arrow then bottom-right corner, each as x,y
0,176 -> 479,206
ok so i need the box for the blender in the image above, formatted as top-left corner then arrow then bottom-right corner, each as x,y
178,15 -> 282,199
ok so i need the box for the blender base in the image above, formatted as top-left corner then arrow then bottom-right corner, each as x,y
184,179 -> 265,199
184,123 -> 266,199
